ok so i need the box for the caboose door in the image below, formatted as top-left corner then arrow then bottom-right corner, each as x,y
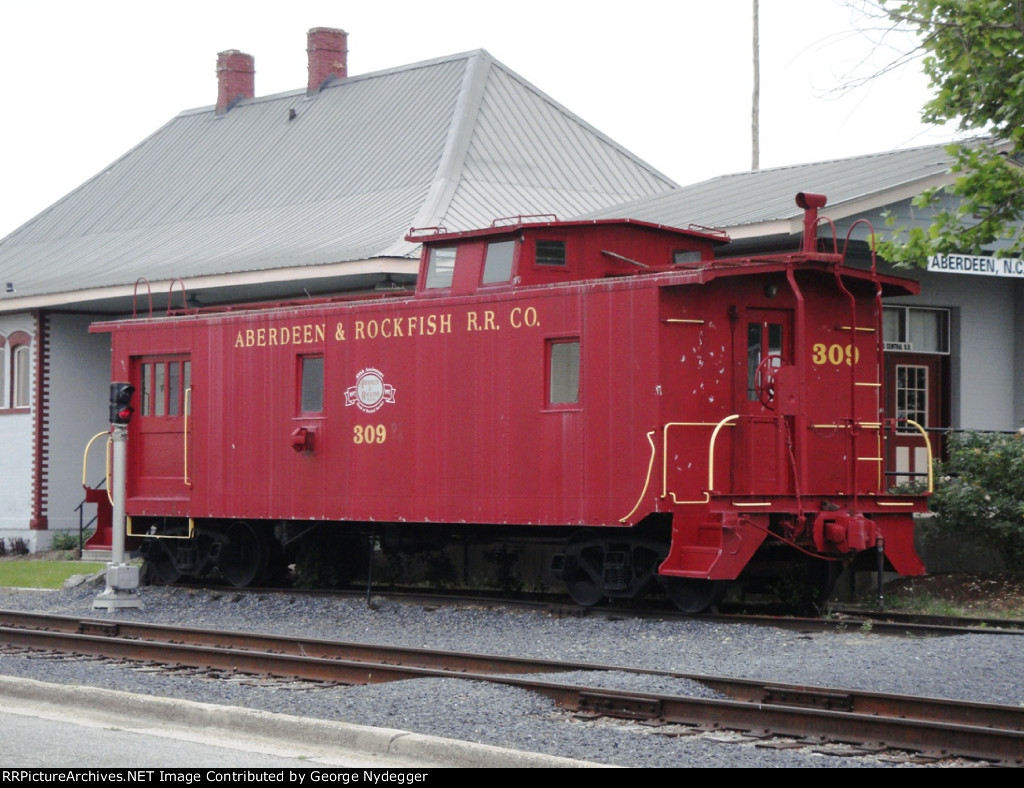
736,308 -> 794,493
129,354 -> 193,510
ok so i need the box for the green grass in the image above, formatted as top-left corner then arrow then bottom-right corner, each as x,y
0,560 -> 106,589
883,594 -> 968,617
893,597 -> 1024,619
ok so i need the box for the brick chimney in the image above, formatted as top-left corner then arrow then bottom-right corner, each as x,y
216,49 -> 255,114
307,27 -> 347,94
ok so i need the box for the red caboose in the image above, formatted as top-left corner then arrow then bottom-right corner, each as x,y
91,194 -> 929,610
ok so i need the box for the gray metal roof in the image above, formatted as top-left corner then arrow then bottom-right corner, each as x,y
576,143 -> 965,235
0,50 -> 676,309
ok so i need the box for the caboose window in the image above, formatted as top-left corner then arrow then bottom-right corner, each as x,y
482,240 -> 515,284
747,321 -> 783,401
153,364 -> 166,416
425,246 -> 457,289
548,340 -> 580,405
140,364 -> 151,416
673,250 -> 702,265
536,240 -> 566,266
140,358 -> 191,417
300,355 -> 324,413
167,362 -> 182,416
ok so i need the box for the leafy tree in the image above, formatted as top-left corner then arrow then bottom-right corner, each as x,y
872,0 -> 1024,265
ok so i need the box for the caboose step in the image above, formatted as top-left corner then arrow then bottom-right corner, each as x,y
670,546 -> 721,574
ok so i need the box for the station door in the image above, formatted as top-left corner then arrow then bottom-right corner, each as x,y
884,353 -> 947,488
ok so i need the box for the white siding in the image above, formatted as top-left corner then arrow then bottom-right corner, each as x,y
1016,285 -> 1024,429
0,314 -> 35,539
46,314 -> 114,534
888,272 -> 1019,432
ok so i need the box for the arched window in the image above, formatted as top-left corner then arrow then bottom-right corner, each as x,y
12,344 -> 30,409
0,334 -> 6,408
5,331 -> 31,412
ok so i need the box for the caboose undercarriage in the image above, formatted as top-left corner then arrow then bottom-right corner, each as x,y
549,509 -> 907,612
133,505 -> 915,613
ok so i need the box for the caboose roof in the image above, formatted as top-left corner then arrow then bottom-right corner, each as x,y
407,217 -> 730,245
0,48 -> 677,315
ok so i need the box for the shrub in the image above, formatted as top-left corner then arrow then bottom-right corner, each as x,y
50,530 -> 92,552
927,430 -> 1024,572
7,538 -> 29,556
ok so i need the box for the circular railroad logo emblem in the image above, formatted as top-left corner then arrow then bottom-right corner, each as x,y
345,368 -> 395,413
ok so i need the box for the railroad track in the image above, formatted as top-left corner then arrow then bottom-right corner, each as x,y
188,583 -> 1024,636
0,609 -> 1020,766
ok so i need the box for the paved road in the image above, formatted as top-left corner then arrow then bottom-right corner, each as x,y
0,675 -> 598,769
0,704 -> 385,768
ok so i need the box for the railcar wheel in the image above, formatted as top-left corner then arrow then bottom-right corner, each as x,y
218,521 -> 269,588
561,530 -> 606,607
564,562 -> 605,607
797,560 -> 841,612
661,577 -> 724,614
261,537 -> 291,585
141,541 -> 182,585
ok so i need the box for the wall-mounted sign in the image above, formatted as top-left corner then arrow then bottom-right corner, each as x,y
928,254 -> 1024,278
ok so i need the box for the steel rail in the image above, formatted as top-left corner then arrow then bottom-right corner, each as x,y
0,611 -> 1020,765
125,584 -> 1024,636
2,609 -> 1022,730
174,581 -> 1024,637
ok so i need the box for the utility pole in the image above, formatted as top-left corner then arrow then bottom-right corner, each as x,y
752,0 -> 760,171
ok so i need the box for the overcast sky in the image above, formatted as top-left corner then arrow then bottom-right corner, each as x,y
0,0 -> 957,239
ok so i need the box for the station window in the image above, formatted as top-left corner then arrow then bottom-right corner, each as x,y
548,339 -> 580,405
300,355 -> 324,413
425,246 -> 457,289
482,240 -> 515,284
140,358 -> 191,417
0,331 -> 32,412
536,240 -> 566,267
11,344 -> 30,409
895,364 -> 928,430
883,307 -> 950,354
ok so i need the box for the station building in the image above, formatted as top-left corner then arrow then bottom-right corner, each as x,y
0,27 -> 1020,554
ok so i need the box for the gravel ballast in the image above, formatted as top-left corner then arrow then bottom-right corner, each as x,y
0,579 -> 1020,768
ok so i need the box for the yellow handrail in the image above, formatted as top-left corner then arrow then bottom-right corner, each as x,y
706,415 -> 739,493
661,416 -> 738,504
81,431 -> 109,487
901,418 -> 935,493
619,431 -> 657,523
127,516 -> 195,540
81,431 -> 113,504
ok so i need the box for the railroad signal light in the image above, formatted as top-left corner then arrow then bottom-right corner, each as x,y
109,382 -> 136,425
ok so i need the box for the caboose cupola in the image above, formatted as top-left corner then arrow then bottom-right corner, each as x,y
408,218 -> 728,295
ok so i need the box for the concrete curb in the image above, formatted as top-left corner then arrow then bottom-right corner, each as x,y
0,675 -> 610,768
